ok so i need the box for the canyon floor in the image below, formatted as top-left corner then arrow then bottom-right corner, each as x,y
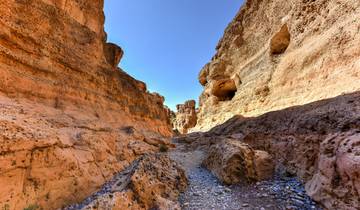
171,141 -> 322,210
64,140 -> 323,210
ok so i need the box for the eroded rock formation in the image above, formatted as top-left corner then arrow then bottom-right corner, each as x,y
173,100 -> 197,134
181,92 -> 360,209
194,0 -> 360,131
70,154 -> 187,210
0,0 -> 173,209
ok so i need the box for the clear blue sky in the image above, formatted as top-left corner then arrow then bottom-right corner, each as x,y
104,0 -> 244,111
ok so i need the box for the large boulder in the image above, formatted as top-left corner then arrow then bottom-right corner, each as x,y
202,139 -> 275,184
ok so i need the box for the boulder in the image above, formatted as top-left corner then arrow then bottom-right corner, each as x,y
202,139 -> 274,184
104,42 -> 124,67
199,63 -> 210,86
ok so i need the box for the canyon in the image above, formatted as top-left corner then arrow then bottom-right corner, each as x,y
0,0 -> 359,210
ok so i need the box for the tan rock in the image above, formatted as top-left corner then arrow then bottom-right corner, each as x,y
193,0 -> 360,132
173,100 -> 197,134
210,78 -> 237,101
80,154 -> 188,210
202,139 -> 274,184
198,63 -> 209,86
270,24 -> 291,54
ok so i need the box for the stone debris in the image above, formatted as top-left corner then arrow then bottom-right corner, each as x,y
171,145 -> 322,210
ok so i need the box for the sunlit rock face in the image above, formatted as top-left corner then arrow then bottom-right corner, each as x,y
0,0 -> 172,209
173,100 -> 197,134
194,0 -> 360,132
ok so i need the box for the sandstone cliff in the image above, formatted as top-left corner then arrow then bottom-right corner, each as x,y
194,0 -> 360,131
173,100 -> 197,134
0,0 -> 173,209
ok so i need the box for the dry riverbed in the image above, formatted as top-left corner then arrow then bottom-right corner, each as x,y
170,144 -> 323,210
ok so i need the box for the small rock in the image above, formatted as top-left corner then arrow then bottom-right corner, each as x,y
192,192 -> 200,196
224,187 -> 232,193
242,203 -> 249,207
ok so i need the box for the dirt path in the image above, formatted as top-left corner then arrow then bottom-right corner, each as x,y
170,144 -> 323,210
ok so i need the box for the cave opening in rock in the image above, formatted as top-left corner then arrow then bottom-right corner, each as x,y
211,78 -> 238,101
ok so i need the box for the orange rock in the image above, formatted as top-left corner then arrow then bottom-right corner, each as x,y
79,154 -> 188,210
0,0 -> 173,209
173,100 -> 197,134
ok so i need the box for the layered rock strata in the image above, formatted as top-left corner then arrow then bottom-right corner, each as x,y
173,100 -> 197,134
181,92 -> 360,210
194,0 -> 360,131
0,0 -> 173,209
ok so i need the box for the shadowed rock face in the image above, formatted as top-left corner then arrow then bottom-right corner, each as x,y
0,0 -> 173,209
194,0 -> 360,132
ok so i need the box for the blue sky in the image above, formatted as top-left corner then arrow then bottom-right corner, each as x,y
104,0 -> 244,110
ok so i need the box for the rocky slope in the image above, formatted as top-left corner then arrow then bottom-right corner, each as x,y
0,0 -> 173,209
180,91 -> 360,210
194,0 -> 360,131
65,154 -> 187,210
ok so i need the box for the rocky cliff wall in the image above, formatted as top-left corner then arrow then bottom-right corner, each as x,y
0,0 -> 172,209
194,0 -> 360,131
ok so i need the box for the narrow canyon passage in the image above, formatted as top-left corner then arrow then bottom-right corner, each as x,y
170,141 -> 322,210
64,139 -> 323,210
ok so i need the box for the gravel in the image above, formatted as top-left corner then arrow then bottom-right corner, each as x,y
170,147 -> 323,210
